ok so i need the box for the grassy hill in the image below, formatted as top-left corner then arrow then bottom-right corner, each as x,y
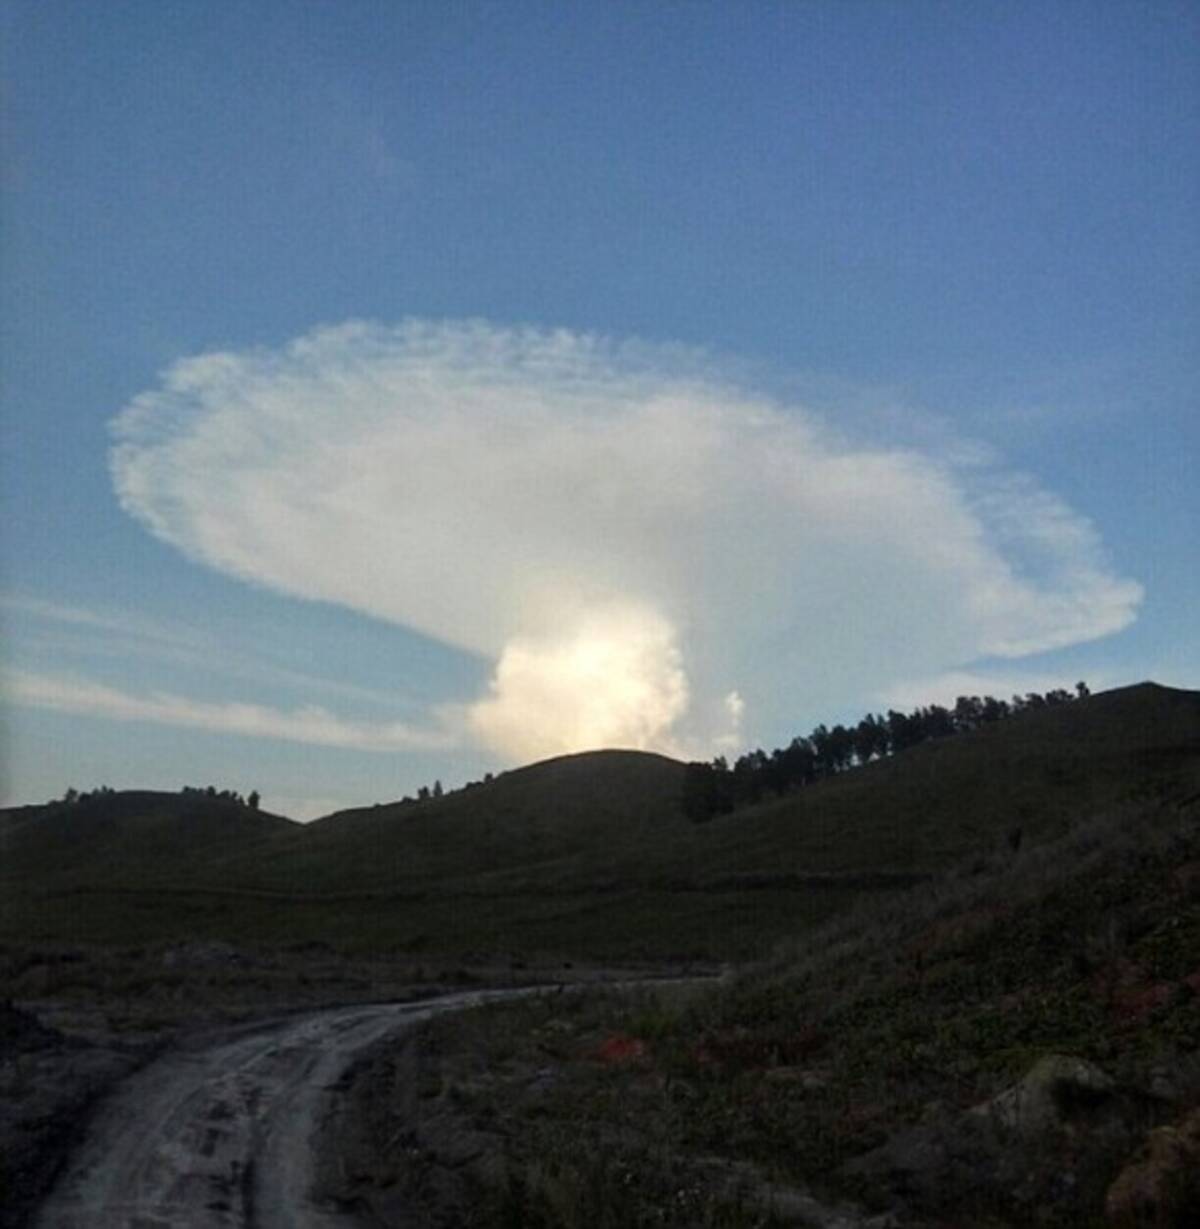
2,682 -> 1198,961
234,748 -> 689,893
4,683 -> 1200,1226
329,685 -> 1200,1228
0,791 -> 298,888
682,680 -> 1200,879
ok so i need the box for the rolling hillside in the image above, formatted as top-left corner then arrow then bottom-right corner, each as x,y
0,791 -> 298,888
241,748 -> 689,893
386,686 -> 1200,1228
2,682 -> 1198,958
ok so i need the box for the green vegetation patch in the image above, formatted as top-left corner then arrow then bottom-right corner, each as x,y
365,781 -> 1200,1227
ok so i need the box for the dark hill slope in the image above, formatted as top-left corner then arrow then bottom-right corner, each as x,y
205,749 -> 687,893
413,690 -> 1200,1227
672,681 -> 1200,883
0,791 -> 298,888
2,684 -> 1197,958
160,682 -> 1200,902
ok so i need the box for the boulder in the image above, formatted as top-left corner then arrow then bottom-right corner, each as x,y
1105,1107 -> 1200,1228
844,1056 -> 1131,1220
971,1054 -> 1115,1136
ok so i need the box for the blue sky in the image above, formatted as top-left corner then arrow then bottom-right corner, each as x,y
3,1 -> 1197,819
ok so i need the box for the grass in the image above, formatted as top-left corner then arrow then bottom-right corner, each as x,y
387,772 -> 1200,1225
5,683 -> 1198,966
5,682 -> 1200,1225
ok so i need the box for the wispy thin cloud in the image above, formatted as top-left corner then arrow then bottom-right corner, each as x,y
0,595 -> 210,652
1,594 -> 411,711
5,671 -> 458,753
108,319 -> 1142,757
362,127 -> 416,190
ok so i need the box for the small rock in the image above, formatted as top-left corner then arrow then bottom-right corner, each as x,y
526,1066 -> 557,1093
1147,1066 -> 1182,1103
763,1066 -> 829,1091
161,941 -> 244,969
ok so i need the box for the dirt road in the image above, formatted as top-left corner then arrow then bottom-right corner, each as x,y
33,989 -> 534,1229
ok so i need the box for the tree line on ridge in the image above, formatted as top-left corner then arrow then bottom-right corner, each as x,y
56,784 -> 262,810
682,683 -> 1091,822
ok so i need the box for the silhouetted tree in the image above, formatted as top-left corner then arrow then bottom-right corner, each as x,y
732,750 -> 767,805
678,682 -> 1089,819
829,724 -> 856,771
786,736 -> 819,785
853,715 -> 889,764
887,709 -> 921,753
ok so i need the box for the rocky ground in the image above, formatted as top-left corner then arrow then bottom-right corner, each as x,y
8,782 -> 1200,1227
28,996 -> 551,1229
314,981 -> 897,1228
0,942 -> 550,1228
1,944 -> 700,1228
317,978 -> 1200,1228
0,1000 -> 149,1228
313,791 -> 1200,1227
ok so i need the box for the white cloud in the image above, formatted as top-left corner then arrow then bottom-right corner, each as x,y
465,601 -> 688,762
5,671 -> 455,753
109,319 -> 1142,759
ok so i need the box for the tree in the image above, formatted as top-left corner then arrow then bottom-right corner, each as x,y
827,723 -> 855,772
432,779 -> 444,799
886,709 -> 920,753
853,715 -> 888,764
809,724 -> 834,775
785,736 -> 818,785
732,749 -> 767,805
247,790 -> 260,810
953,695 -> 984,733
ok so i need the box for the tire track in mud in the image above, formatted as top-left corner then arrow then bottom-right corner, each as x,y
33,991 -> 535,1229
